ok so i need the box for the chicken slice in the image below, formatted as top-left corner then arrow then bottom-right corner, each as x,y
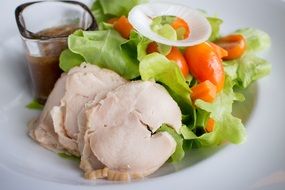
77,91 -> 109,154
81,81 -> 182,180
28,74 -> 67,153
29,63 -> 127,155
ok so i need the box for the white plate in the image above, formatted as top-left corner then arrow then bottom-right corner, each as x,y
1,0 -> 285,189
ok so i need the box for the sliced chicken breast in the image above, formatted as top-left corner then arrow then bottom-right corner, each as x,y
29,63 -> 183,181
29,63 -> 127,155
81,81 -> 182,180
28,74 -> 67,153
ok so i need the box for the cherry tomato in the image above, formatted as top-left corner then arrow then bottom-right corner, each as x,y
113,16 -> 133,39
171,17 -> 190,39
167,47 -> 189,77
205,118 -> 215,133
214,34 -> 246,60
191,80 -> 217,103
208,42 -> 228,59
146,42 -> 158,54
184,42 -> 225,92
147,42 -> 189,77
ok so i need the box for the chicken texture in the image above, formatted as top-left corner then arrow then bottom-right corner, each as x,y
29,63 -> 126,155
80,81 -> 181,180
29,64 -> 182,181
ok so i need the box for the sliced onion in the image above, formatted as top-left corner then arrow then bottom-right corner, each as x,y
128,2 -> 212,47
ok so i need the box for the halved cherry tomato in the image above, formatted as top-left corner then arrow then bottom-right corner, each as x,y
209,42 -> 228,59
214,34 -> 246,60
146,42 -> 189,77
146,42 -> 158,54
113,16 -> 133,39
167,47 -> 189,77
184,42 -> 225,92
171,17 -> 190,39
191,80 -> 217,103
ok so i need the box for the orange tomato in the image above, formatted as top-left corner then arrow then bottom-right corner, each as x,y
191,80 -> 217,103
184,42 -> 225,92
214,34 -> 246,60
113,16 -> 133,39
146,42 -> 189,77
209,42 -> 228,59
171,17 -> 190,39
166,47 -> 189,77
146,42 -> 158,54
205,118 -> 215,133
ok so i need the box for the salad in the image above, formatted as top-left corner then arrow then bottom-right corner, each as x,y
28,0 -> 271,182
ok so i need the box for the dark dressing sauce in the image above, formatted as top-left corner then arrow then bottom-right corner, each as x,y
26,25 -> 79,104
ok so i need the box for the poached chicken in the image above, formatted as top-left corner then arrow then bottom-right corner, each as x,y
29,63 -> 182,181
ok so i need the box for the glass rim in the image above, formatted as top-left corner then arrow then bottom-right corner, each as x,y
15,0 -> 97,41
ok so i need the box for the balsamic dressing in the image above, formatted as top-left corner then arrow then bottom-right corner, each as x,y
25,25 -> 80,104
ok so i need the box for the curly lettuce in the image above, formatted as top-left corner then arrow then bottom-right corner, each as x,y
182,77 -> 246,146
91,0 -> 147,29
60,29 -> 139,79
224,28 -> 271,88
139,52 -> 193,114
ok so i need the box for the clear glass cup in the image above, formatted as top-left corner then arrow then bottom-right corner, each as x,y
15,1 -> 96,104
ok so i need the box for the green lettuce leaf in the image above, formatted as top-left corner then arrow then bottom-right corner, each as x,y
158,125 -> 184,162
151,16 -> 176,26
156,43 -> 172,56
59,49 -> 84,72
223,60 -> 239,81
151,17 -> 177,55
195,109 -> 210,128
91,1 -> 112,30
26,99 -> 44,110
176,27 -> 187,40
207,17 -> 223,41
98,0 -> 146,17
139,53 -> 192,113
181,113 -> 245,146
124,31 -> 151,62
237,54 -> 271,88
91,0 -> 147,29
224,54 -> 271,88
192,10 -> 223,42
151,15 -> 187,40
151,21 -> 177,41
223,28 -> 271,88
195,77 -> 242,120
235,28 -> 271,52
60,29 -> 140,79
183,77 -> 247,146
58,153 -> 80,163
